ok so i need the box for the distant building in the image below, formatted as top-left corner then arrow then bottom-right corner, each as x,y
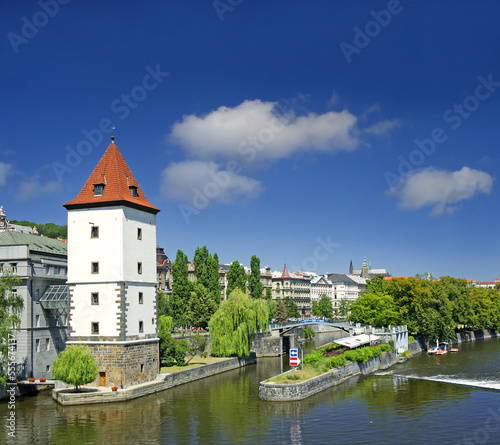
309,274 -> 334,307
327,273 -> 361,309
272,264 -> 311,315
0,208 -> 68,380
350,257 -> 390,278
476,278 -> 499,289
64,139 -> 160,388
156,247 -> 172,294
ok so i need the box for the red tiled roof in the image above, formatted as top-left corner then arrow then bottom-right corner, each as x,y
63,141 -> 160,214
282,264 -> 290,278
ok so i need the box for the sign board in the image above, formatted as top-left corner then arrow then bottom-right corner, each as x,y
290,348 -> 298,357
290,348 -> 300,366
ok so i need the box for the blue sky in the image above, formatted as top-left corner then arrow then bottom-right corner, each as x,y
1,1 -> 499,280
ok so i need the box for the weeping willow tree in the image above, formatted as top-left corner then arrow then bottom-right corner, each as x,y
209,289 -> 269,357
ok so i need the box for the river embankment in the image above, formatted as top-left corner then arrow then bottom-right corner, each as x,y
52,353 -> 256,406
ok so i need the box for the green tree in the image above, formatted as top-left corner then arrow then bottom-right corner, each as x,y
171,249 -> 192,327
209,289 -> 269,357
303,326 -> 315,339
0,271 -> 23,386
265,287 -> 272,300
349,292 -> 399,327
226,261 -> 247,296
284,297 -> 300,318
186,335 -> 208,363
193,247 -> 221,306
208,253 -> 222,306
158,314 -> 174,335
311,294 -> 333,319
338,297 -> 352,317
52,345 -> 99,392
188,283 -> 218,328
267,299 -> 277,322
276,299 -> 288,323
157,290 -> 173,318
248,255 -> 264,299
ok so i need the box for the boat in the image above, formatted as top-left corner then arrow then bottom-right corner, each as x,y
428,341 -> 449,355
449,347 -> 458,352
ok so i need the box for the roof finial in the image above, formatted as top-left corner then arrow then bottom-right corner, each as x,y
111,127 -> 116,143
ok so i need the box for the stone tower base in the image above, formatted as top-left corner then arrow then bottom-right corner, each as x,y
70,339 -> 159,388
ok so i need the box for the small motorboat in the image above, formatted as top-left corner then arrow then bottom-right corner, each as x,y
428,341 -> 449,355
449,347 -> 458,352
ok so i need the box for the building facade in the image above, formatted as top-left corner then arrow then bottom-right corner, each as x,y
272,264 -> 311,315
63,139 -> 160,388
0,209 -> 68,380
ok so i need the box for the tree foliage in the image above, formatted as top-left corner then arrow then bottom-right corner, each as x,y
248,255 -> 263,299
276,299 -> 288,323
284,297 -> 300,318
338,297 -> 352,317
311,294 -> 333,319
188,283 -> 218,328
171,249 -> 192,327
349,292 -> 399,327
52,345 -> 99,392
226,261 -> 247,297
209,289 -> 269,357
10,220 -> 67,238
193,246 -> 221,305
0,272 -> 23,386
348,276 -> 500,342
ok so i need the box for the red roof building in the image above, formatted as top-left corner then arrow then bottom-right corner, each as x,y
63,139 -> 160,215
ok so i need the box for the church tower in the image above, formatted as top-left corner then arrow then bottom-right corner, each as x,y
361,257 -> 369,278
63,138 -> 160,387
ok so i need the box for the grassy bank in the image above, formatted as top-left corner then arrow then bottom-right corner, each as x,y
267,343 -> 393,384
160,355 -> 230,373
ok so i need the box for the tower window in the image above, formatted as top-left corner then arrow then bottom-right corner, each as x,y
139,321 -> 144,333
138,262 -> 142,274
91,322 -> 99,334
91,262 -> 99,274
93,184 -> 104,196
139,292 -> 143,304
91,292 -> 99,305
130,186 -> 138,198
91,226 -> 99,238
137,228 -> 142,240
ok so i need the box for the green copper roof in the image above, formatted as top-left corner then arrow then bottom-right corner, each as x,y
0,231 -> 67,255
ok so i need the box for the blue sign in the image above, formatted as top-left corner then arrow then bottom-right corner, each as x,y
290,348 -> 298,357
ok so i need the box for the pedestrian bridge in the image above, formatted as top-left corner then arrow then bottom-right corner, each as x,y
269,319 -> 352,336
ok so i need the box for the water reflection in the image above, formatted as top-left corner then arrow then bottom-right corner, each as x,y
2,335 -> 500,445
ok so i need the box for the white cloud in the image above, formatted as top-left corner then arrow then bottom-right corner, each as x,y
364,119 -> 402,136
16,176 -> 62,201
388,166 -> 494,215
169,100 -> 360,164
0,162 -> 12,186
160,160 -> 263,206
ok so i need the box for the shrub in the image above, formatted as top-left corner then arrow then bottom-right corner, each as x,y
327,355 -> 346,368
408,336 -> 415,344
303,349 -> 324,365
379,343 -> 392,352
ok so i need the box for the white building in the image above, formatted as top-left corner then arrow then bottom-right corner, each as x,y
63,138 -> 160,387
328,273 -> 361,311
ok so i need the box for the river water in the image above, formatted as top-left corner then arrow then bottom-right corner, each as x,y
2,334 -> 500,445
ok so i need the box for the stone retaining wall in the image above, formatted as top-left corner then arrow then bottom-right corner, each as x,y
259,351 -> 397,401
52,353 -> 257,406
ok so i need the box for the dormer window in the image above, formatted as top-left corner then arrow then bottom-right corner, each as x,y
94,184 -> 105,196
129,186 -> 138,198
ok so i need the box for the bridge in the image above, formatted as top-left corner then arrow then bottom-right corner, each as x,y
269,319 -> 352,336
